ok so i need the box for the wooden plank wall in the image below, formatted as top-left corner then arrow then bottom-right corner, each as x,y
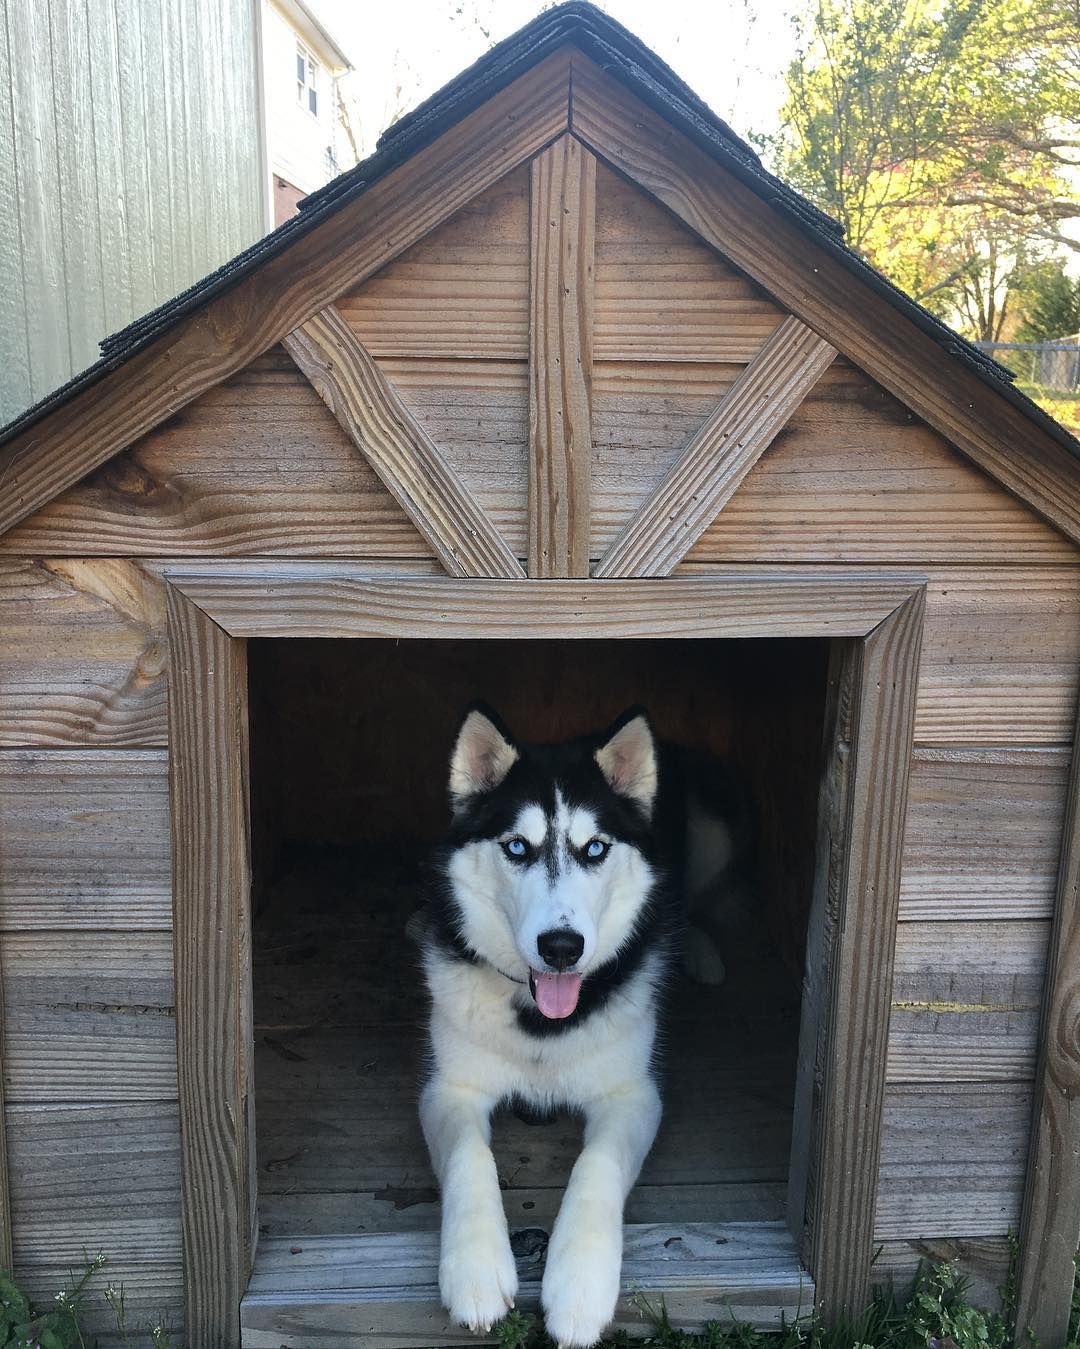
0,559 -> 181,1341
0,150 -> 1077,1331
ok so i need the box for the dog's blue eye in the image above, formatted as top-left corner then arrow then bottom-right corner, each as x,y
585,838 -> 609,860
502,837 -> 529,860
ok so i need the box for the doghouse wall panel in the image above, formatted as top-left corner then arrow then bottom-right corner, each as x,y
0,566 -> 183,1348
684,366 -> 1075,565
4,165 -> 1072,574
0,559 -> 168,746
0,350 -> 435,560
336,168 -> 530,360
898,748 -> 1070,922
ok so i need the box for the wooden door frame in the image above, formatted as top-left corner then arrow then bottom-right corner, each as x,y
165,564 -> 926,1348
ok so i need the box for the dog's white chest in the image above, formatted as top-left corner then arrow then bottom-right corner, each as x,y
423,947 -> 660,1110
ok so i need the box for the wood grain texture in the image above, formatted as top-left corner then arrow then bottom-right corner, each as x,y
337,168 -> 529,359
887,920 -> 1051,1083
871,1238 -> 1012,1309
166,566 -> 925,640
2,930 -> 176,1102
255,1028 -> 794,1201
591,361 -> 739,555
0,350 -> 435,559
283,307 -> 523,578
1016,693 -> 1080,1347
0,749 -> 171,929
6,1102 -> 181,1265
0,51 -> 572,538
677,562 -> 1080,744
899,747 -> 1071,921
259,1183 -> 789,1240
167,587 -> 253,1349
594,316 -> 836,577
917,568 -> 1080,743
875,1082 -> 1032,1238
788,639 -> 854,1261
382,358 -> 529,555
594,162 -> 786,362
683,363 -> 1077,566
241,1224 -> 812,1347
806,590 -> 925,1316
528,136 -> 596,576
569,56 -> 1080,547
0,558 -> 167,746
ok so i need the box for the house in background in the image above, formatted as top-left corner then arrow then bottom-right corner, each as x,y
260,0 -> 354,225
0,0 -> 267,424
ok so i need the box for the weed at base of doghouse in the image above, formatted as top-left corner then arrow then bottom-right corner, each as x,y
0,1252 -> 177,1349
493,1245 -> 1076,1349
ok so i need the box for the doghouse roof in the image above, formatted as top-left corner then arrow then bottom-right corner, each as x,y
1,0 -> 1078,544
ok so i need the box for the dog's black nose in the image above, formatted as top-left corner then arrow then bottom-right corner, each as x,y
536,929 -> 584,971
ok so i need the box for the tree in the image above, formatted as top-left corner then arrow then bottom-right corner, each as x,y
1014,262 -> 1080,342
769,0 -> 1080,341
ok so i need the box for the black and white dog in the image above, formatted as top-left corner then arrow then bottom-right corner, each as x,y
419,705 -> 746,1347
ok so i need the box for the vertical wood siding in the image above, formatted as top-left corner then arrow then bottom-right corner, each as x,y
0,0 -> 265,423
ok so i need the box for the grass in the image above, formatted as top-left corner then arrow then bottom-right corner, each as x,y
0,1246 -> 1076,1349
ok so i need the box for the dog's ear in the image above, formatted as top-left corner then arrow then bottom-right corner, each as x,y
595,707 -> 657,816
449,704 -> 519,807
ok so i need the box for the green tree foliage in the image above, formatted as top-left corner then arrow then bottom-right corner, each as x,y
769,0 -> 1080,341
1014,260 -> 1080,340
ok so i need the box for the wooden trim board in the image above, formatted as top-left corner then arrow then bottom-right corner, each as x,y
165,565 -> 926,640
594,316 -> 836,577
168,587 -> 255,1349
528,136 -> 596,577
567,53 -> 1080,548
164,565 -> 925,1340
283,308 -> 523,579
1015,690 -> 1080,1347
0,951 -> 11,1271
803,591 -> 924,1317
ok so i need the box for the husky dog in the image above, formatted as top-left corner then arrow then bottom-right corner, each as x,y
419,706 -> 746,1348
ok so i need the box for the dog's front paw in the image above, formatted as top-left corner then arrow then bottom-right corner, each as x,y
541,1224 -> 621,1347
440,1222 -> 518,1332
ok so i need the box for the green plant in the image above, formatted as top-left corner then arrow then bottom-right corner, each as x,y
0,1257 -> 178,1349
1067,1248 -> 1080,1349
0,1252 -> 106,1349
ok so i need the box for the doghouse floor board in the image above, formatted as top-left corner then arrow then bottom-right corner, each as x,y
247,854 -> 807,1341
240,1222 -> 814,1346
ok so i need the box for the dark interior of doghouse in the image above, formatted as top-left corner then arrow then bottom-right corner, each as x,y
248,637 -> 828,1243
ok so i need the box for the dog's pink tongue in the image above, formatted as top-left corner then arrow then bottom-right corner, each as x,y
532,970 -> 582,1019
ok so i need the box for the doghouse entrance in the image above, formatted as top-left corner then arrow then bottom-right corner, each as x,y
165,569 -> 922,1345
243,635 -> 827,1336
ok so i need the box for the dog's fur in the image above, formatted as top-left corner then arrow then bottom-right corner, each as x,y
419,706 -> 746,1347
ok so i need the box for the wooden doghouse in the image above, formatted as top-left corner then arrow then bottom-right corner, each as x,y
1,6 -> 1078,1347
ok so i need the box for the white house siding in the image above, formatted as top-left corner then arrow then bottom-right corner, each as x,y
263,0 -> 340,199
0,0 -> 266,423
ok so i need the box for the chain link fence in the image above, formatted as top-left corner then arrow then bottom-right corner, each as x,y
976,338 -> 1080,391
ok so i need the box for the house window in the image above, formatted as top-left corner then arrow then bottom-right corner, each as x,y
296,42 -> 319,118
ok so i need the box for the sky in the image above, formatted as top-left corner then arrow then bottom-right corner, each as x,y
318,0 -> 801,160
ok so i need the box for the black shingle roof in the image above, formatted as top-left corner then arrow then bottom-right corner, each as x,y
2,0 -> 1076,464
